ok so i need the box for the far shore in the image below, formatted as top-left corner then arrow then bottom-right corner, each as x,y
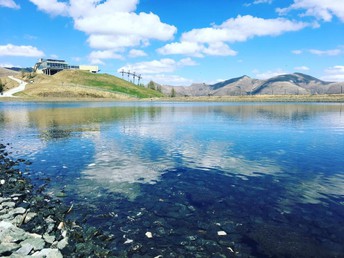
1,94 -> 344,103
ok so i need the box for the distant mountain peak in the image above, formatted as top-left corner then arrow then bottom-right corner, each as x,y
158,72 -> 343,97
211,75 -> 251,90
262,73 -> 327,86
293,72 -> 325,82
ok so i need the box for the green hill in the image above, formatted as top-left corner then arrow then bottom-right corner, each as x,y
20,70 -> 164,99
54,70 -> 164,98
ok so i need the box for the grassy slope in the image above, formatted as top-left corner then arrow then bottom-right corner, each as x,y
18,70 -> 164,99
53,70 -> 163,98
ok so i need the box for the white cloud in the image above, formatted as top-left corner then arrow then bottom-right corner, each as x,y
117,57 -> 197,85
203,42 -> 238,56
74,12 -> 176,42
182,15 -> 308,43
0,44 -> 44,57
321,66 -> 344,82
117,58 -> 197,75
292,48 -> 343,56
253,69 -> 288,79
277,0 -> 344,22
159,15 -> 308,57
29,0 -> 177,61
294,66 -> 310,71
129,49 -> 147,58
157,42 -> 205,57
178,58 -> 198,66
0,63 -> 15,67
50,54 -> 59,59
72,56 -> 81,62
292,50 -> 303,54
309,48 -> 342,56
69,0 -> 138,18
89,50 -> 123,64
244,0 -> 272,7
29,0 -> 68,16
119,58 -> 176,74
157,41 -> 237,57
245,0 -> 273,6
146,74 -> 193,86
0,0 -> 20,9
87,34 -> 143,50
24,34 -> 38,40
253,0 -> 273,4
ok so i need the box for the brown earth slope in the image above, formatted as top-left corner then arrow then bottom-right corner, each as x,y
0,67 -> 19,77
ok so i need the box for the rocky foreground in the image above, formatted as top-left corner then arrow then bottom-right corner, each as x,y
0,143 -> 112,257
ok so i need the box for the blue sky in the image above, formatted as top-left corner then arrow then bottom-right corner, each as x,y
0,0 -> 343,85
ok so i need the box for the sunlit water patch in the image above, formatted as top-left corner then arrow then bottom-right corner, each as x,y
0,102 -> 343,257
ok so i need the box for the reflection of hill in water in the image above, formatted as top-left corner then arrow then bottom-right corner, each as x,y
28,106 -> 162,140
29,103 -> 340,140
211,103 -> 343,121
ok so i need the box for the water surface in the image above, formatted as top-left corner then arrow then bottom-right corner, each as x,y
0,102 -> 343,257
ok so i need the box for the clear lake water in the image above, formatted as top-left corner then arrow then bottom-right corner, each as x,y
0,101 -> 343,257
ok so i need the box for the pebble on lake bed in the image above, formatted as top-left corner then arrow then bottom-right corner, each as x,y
124,238 -> 134,244
217,231 -> 227,236
145,232 -> 153,238
57,222 -> 64,230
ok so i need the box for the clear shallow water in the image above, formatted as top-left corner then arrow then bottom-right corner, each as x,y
1,101 -> 343,257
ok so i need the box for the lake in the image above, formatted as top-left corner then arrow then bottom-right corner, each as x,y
0,101 -> 343,257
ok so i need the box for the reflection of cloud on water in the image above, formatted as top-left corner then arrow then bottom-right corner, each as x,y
81,118 -> 281,199
283,173 -> 344,206
119,109 -> 282,178
177,140 -> 281,178
122,116 -> 281,178
81,135 -> 174,199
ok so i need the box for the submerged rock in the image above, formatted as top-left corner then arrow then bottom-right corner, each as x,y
32,248 -> 63,258
217,231 -> 227,236
0,144 -> 111,257
145,231 -> 153,238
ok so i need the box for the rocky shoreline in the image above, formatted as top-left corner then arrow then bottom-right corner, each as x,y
0,143 -> 112,257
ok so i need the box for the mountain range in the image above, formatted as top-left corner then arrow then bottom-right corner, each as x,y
158,73 -> 344,96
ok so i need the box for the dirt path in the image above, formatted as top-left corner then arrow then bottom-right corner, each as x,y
0,76 -> 27,97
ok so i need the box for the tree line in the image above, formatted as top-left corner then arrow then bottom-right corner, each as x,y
147,81 -> 176,97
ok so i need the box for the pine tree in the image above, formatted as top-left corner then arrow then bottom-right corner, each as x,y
147,81 -> 156,90
0,79 -> 3,94
171,88 -> 176,98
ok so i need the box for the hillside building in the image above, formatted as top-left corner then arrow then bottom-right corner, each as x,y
33,59 -> 98,75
